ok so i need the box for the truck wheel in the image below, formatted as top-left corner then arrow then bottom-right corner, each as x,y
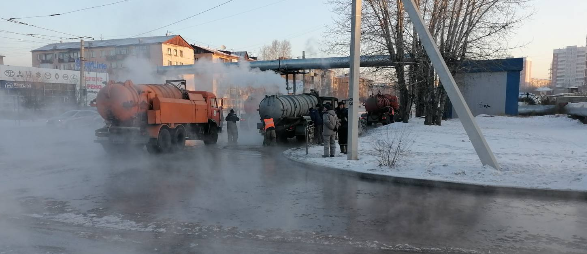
203,125 -> 218,145
146,140 -> 158,154
156,128 -> 172,153
173,126 -> 186,150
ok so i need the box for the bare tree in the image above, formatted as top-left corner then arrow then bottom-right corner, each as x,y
260,40 -> 292,60
328,0 -> 529,125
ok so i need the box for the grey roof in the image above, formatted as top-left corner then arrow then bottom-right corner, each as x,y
32,35 -> 177,51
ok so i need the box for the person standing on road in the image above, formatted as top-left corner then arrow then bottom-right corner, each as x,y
309,104 -> 323,144
225,109 -> 240,144
338,106 -> 349,154
335,102 -> 345,120
322,104 -> 339,157
262,115 -> 276,146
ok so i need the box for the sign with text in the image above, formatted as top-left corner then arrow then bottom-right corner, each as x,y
0,65 -> 108,106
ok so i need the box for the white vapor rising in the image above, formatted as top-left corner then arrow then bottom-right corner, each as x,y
189,59 -> 286,96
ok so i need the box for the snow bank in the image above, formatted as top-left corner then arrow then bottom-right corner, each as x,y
285,115 -> 587,191
566,102 -> 587,117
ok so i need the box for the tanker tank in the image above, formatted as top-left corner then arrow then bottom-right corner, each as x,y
365,94 -> 399,113
258,94 -> 319,120
96,80 -> 183,123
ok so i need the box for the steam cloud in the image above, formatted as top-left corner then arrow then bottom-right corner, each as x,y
115,56 -> 287,97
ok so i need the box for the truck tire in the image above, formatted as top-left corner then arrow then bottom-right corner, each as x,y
203,124 -> 218,145
155,128 -> 172,153
146,140 -> 158,154
172,126 -> 186,151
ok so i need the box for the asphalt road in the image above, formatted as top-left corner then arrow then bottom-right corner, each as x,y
0,122 -> 586,254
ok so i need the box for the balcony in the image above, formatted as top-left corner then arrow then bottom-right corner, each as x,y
40,59 -> 53,64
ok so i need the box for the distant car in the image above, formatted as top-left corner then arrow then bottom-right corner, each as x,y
46,110 -> 101,128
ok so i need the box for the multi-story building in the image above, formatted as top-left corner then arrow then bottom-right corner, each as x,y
520,57 -> 532,87
303,69 -> 335,96
551,45 -> 586,89
332,74 -> 374,102
31,35 -> 194,82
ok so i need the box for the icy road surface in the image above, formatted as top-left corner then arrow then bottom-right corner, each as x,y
287,115 -> 587,191
0,120 -> 586,253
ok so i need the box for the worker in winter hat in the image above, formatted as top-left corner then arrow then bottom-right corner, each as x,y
309,104 -> 323,144
322,103 -> 339,157
225,109 -> 240,144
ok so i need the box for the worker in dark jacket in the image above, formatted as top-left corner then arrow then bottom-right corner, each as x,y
338,107 -> 349,154
322,104 -> 340,157
262,115 -> 276,146
335,102 -> 345,120
225,109 -> 240,144
309,104 -> 323,144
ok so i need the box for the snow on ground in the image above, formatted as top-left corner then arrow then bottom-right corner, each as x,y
285,115 -> 587,191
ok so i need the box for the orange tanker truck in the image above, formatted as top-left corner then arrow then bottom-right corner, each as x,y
94,80 -> 223,153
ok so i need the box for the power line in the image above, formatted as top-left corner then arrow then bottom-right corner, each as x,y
1,18 -> 92,39
6,0 -> 130,20
0,35 -> 47,44
0,30 -> 63,42
132,0 -> 235,37
173,0 -> 287,32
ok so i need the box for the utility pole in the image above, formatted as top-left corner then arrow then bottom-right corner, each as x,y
347,0 -> 362,160
293,72 -> 297,95
80,39 -> 86,107
400,0 -> 500,169
302,51 -> 306,93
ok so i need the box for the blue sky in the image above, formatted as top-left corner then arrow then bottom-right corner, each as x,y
1,0 -> 586,79
0,0 -> 335,64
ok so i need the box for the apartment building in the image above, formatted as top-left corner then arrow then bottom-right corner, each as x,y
332,74 -> 374,102
551,45 -> 586,89
32,35 -> 194,81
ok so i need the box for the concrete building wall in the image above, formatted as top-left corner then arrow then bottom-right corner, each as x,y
447,58 -> 522,118
453,72 -> 508,116
160,43 -> 195,66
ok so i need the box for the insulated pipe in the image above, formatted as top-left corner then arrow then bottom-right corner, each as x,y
157,55 -> 397,74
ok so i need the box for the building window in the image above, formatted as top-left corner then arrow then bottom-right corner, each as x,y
175,61 -> 178,65
168,60 -> 172,66
90,51 -> 96,58
116,47 -> 128,55
39,53 -> 53,61
174,49 -> 178,56
167,48 -> 172,55
110,50 -> 115,56
180,50 -> 183,57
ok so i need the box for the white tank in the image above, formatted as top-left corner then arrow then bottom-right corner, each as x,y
258,94 -> 319,120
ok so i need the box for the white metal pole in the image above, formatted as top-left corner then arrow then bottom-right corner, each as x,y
80,39 -> 85,107
347,0 -> 362,160
400,0 -> 500,169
